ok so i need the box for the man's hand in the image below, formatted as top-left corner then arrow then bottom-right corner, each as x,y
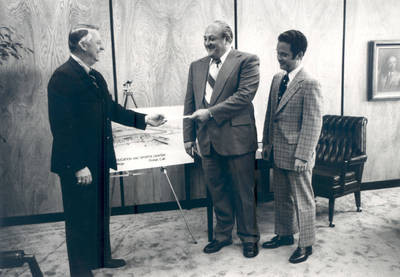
262,145 -> 271,161
146,114 -> 167,127
294,159 -> 308,173
188,109 -> 211,122
184,141 -> 195,157
75,167 -> 92,185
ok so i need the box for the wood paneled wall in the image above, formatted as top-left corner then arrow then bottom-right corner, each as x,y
237,0 -> 343,139
1,0 -> 399,218
0,0 -> 112,217
344,0 -> 400,181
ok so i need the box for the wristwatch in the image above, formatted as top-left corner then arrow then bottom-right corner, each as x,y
208,109 -> 213,119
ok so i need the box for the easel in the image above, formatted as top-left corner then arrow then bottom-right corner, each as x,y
112,81 -> 199,243
113,80 -> 138,208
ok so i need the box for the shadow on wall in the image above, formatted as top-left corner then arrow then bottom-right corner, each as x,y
0,67 -> 59,217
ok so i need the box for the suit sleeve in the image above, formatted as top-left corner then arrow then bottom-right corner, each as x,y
263,76 -> 277,145
48,72 -> 87,173
262,78 -> 275,156
107,93 -> 146,130
208,54 -> 260,125
294,79 -> 323,162
95,73 -> 147,130
183,63 -> 196,143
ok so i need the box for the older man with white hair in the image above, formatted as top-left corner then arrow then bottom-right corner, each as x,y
48,24 -> 165,276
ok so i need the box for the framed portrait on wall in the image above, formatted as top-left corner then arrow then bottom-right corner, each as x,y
369,40 -> 400,100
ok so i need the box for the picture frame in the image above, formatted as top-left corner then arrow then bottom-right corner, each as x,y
368,40 -> 400,101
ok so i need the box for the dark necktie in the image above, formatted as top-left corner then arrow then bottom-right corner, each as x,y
277,74 -> 289,103
207,58 -> 221,89
89,69 -> 99,88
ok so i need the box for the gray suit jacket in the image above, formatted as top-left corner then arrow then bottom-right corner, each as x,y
183,49 -> 260,156
262,68 -> 323,170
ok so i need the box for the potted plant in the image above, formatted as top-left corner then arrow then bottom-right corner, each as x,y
0,26 -> 33,143
0,26 -> 33,65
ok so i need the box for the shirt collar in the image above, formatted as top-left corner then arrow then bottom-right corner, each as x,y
210,47 -> 232,65
219,47 -> 231,65
286,64 -> 303,84
71,54 -> 91,74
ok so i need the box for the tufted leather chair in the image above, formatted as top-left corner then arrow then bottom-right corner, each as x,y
312,115 -> 368,227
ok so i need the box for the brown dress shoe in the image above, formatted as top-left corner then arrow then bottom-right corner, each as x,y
262,235 -> 294,249
203,239 -> 232,254
289,246 -> 312,264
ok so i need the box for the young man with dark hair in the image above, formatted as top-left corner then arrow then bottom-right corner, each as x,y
261,30 -> 323,264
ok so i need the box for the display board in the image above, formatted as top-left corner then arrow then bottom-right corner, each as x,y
112,105 -> 193,172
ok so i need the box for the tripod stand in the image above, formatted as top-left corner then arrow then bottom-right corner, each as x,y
122,80 -> 137,108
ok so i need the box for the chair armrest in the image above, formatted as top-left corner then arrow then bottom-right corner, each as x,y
338,154 -> 367,184
346,154 -> 368,165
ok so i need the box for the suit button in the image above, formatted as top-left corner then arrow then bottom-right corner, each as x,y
274,119 -> 278,123
107,136 -> 110,140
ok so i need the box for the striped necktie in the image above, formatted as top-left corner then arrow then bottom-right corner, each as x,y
205,58 -> 221,103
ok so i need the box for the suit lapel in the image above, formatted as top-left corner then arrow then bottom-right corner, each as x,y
194,58 -> 210,107
69,58 -> 90,81
270,74 -> 282,114
68,58 -> 100,94
209,50 -> 238,105
275,68 -> 305,114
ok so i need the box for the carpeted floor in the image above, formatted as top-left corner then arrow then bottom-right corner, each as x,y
1,187 -> 400,276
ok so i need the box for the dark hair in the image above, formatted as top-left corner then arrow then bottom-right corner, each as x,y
278,30 -> 307,58
68,24 -> 99,53
213,20 -> 233,43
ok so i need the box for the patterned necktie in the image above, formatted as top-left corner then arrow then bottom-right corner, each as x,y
277,74 -> 289,103
205,58 -> 221,103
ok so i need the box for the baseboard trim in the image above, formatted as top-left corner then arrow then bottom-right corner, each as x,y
361,179 -> 400,191
0,212 -> 65,227
0,198 -> 210,227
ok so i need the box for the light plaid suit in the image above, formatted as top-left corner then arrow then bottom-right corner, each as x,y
262,68 -> 323,247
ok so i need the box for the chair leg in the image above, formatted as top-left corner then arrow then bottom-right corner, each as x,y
354,191 -> 362,212
329,198 -> 335,227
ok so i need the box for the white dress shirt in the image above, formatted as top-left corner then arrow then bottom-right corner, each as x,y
205,48 -> 232,103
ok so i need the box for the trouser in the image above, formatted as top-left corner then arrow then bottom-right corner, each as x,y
273,167 -> 316,247
59,168 -> 111,276
201,147 -> 259,243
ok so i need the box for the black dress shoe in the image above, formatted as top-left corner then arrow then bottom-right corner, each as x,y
71,268 -> 94,277
104,258 -> 126,268
262,235 -> 294,249
243,242 -> 259,258
203,239 -> 232,254
289,246 -> 312,264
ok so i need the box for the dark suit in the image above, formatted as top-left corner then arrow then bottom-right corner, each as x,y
183,49 -> 260,243
262,68 -> 323,247
48,57 -> 146,275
